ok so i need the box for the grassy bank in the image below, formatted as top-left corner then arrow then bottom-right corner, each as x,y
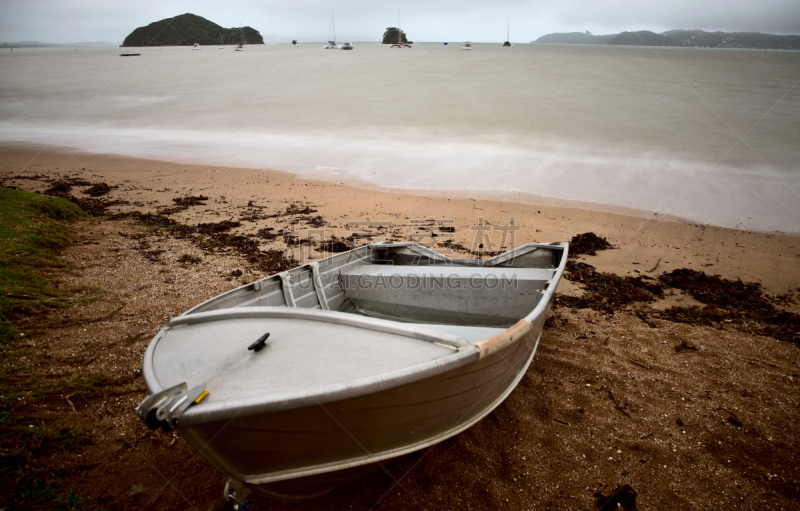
0,188 -> 84,343
0,188 -> 102,509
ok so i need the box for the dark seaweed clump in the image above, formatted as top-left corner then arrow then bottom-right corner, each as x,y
559,261 -> 664,312
317,236 -> 351,253
172,195 -> 208,207
657,269 -> 798,344
43,178 -> 92,195
158,195 -> 209,215
568,232 -> 614,257
266,203 -> 319,219
557,242 -> 798,345
83,182 -> 112,197
44,183 -> 128,216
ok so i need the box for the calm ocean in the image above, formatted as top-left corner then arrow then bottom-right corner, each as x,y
1,43 -> 798,232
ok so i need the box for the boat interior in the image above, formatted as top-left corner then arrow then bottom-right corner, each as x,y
184,243 -> 565,339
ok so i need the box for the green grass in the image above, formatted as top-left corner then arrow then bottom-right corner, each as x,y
0,188 -> 85,339
0,190 -> 107,509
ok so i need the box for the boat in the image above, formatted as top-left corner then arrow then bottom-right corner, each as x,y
502,17 -> 512,46
292,40 -> 299,46
219,35 -> 224,49
236,26 -> 246,51
192,42 -> 201,50
324,11 -> 338,48
390,10 -> 412,48
341,41 -> 353,50
135,241 -> 567,503
462,41 -> 472,50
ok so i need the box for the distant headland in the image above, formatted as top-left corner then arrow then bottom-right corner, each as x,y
121,13 -> 264,47
532,30 -> 800,50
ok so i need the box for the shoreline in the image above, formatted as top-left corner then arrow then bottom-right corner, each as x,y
2,143 -> 799,298
2,132 -> 797,235
0,140 -> 788,232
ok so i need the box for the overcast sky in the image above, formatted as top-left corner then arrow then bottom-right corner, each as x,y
1,0 -> 799,44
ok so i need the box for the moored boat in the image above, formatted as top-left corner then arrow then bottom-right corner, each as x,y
236,26 -> 246,51
324,11 -> 338,49
136,241 -> 567,503
389,11 -> 412,48
502,16 -> 512,46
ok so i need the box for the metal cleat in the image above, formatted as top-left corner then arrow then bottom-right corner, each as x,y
136,382 -> 208,432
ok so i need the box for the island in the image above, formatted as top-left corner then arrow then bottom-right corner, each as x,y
532,29 -> 800,50
382,27 -> 411,44
121,13 -> 264,47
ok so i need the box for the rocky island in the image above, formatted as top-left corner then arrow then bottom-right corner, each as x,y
121,13 -> 263,47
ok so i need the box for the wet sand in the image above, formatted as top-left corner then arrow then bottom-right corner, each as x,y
1,143 -> 799,509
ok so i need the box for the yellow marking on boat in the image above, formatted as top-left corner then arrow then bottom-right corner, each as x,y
194,389 -> 209,404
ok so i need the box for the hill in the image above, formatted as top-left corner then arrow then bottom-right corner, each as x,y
1,41 -> 117,48
533,30 -> 800,50
121,13 -> 263,47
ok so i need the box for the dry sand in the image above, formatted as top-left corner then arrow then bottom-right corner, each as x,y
1,143 -> 799,510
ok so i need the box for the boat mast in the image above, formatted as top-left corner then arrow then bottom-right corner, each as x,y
398,9 -> 401,45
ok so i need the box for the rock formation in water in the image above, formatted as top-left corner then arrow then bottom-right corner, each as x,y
382,27 -> 411,44
533,30 -> 800,50
121,13 -> 264,47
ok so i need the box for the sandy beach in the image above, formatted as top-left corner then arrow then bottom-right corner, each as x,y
1,143 -> 799,510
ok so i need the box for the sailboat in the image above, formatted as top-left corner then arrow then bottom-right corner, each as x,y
324,11 -> 338,49
236,26 -> 246,51
219,35 -> 224,49
502,17 -> 512,47
390,10 -> 411,48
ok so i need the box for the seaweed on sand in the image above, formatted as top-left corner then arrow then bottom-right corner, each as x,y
82,182 -> 112,197
317,236 -> 350,253
172,195 -> 208,207
558,246 -> 798,345
657,269 -> 798,345
559,261 -> 664,312
568,232 -> 614,257
117,212 -> 296,274
158,195 -> 209,215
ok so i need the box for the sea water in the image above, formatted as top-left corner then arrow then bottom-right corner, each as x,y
0,43 -> 798,232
